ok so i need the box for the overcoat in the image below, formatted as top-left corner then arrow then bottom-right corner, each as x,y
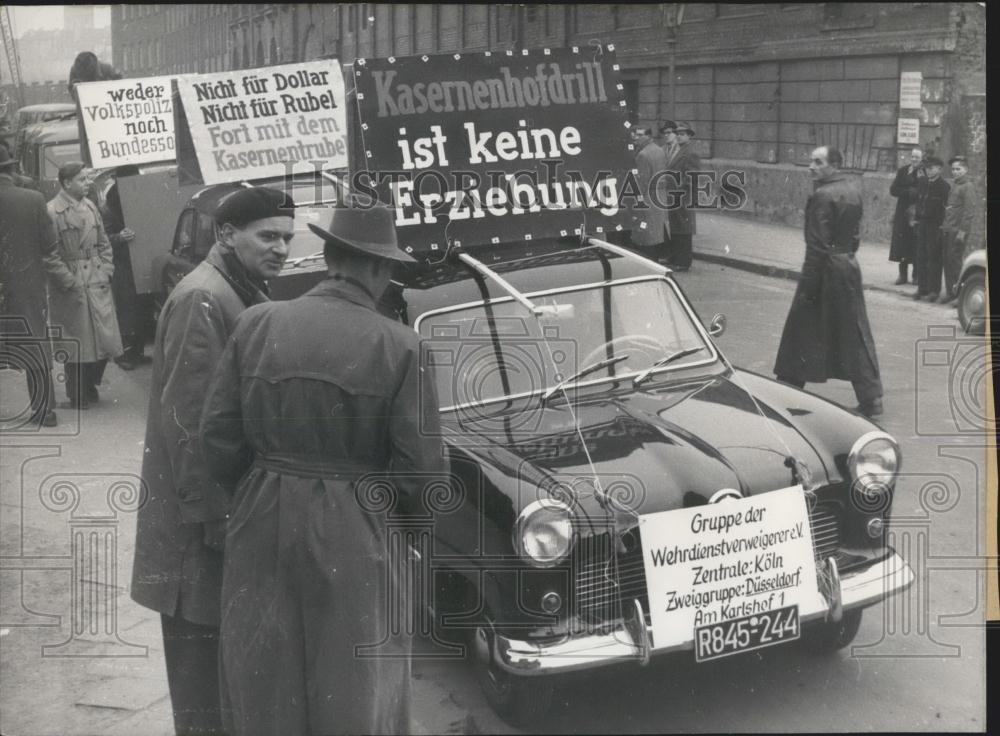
46,190 -> 122,362
200,277 -> 445,735
631,140 -> 669,247
102,183 -> 143,340
0,175 -> 64,365
667,141 -> 701,236
774,173 -> 880,384
131,245 -> 266,626
888,164 -> 924,263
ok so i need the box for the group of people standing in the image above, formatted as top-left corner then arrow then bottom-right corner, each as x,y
0,152 -> 151,427
129,186 -> 444,736
630,119 -> 701,270
888,147 -> 976,303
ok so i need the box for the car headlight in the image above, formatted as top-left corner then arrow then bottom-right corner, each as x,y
513,499 -> 574,567
847,431 -> 901,494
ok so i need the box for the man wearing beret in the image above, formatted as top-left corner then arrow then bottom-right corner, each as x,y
131,185 -> 296,735
200,202 -> 444,735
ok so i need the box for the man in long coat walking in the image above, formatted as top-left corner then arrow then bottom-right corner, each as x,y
0,148 -> 65,426
131,186 -> 296,734
774,146 -> 883,418
46,162 -> 122,408
200,203 -> 445,735
629,125 -> 670,262
888,147 -> 925,285
665,122 -> 701,271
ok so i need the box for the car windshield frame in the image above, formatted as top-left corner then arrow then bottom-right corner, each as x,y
414,274 -> 721,413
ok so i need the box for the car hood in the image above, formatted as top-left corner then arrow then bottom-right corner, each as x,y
444,373 -> 830,523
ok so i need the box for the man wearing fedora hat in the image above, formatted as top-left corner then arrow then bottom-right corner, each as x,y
0,146 -> 63,426
665,121 -> 701,271
131,185 -> 296,735
200,202 -> 444,735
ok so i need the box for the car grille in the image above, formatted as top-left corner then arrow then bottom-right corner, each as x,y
572,501 -> 843,624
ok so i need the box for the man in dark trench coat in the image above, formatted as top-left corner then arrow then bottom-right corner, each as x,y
131,186 -> 296,734
199,203 -> 445,735
774,145 -> 883,418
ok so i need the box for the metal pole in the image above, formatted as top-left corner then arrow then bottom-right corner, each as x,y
456,252 -> 542,315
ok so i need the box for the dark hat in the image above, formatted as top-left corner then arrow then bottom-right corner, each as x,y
308,202 -> 416,263
0,146 -> 16,169
948,155 -> 968,165
923,155 -> 944,167
675,121 -> 695,135
214,186 -> 296,228
659,120 -> 677,134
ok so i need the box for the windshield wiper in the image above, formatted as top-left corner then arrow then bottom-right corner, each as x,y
541,353 -> 630,404
632,346 -> 705,388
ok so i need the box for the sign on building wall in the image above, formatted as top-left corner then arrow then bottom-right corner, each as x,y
899,71 -> 922,110
174,60 -> 348,185
76,76 -> 179,168
352,47 -> 631,256
897,117 -> 920,145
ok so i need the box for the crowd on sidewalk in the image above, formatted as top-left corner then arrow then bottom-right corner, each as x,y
888,147 -> 977,305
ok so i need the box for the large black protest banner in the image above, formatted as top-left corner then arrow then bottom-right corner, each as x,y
353,46 -> 632,257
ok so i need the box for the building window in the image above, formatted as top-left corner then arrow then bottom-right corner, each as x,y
269,37 -> 278,64
362,4 -> 369,30
348,5 -> 356,33
497,5 -> 514,43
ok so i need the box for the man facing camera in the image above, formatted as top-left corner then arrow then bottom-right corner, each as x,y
131,186 -> 295,735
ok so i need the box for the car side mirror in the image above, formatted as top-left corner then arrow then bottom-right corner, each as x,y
708,313 -> 726,337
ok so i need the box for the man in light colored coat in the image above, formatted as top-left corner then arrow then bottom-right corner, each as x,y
630,126 -> 670,262
131,186 -> 296,735
46,161 -> 122,408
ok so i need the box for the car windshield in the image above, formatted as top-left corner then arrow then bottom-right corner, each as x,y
282,179 -> 342,265
42,143 -> 81,179
417,277 -> 717,410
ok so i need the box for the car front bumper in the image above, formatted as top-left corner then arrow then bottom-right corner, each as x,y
493,550 -> 914,676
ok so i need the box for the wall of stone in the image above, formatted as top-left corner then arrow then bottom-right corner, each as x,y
699,158 -> 896,244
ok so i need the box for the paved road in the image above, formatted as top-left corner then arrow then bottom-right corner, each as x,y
0,261 -> 988,734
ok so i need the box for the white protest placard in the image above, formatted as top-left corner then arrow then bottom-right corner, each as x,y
897,117 -> 920,145
76,76 -> 178,167
899,71 -> 923,109
176,60 -> 348,185
639,485 -> 825,650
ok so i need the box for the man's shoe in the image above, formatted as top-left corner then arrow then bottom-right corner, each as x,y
922,292 -> 940,302
911,291 -> 927,300
856,399 -> 883,418
134,354 -> 153,365
69,397 -> 90,410
86,385 -> 99,403
115,356 -> 137,371
894,275 -> 908,285
938,292 -> 958,305
40,410 -> 58,427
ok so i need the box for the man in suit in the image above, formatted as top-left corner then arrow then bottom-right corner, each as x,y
0,147 -> 64,426
131,186 -> 296,735
629,125 -> 670,263
665,122 -> 701,271
912,155 -> 950,301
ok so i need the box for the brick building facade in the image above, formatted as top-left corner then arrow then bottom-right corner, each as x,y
108,3 -> 986,244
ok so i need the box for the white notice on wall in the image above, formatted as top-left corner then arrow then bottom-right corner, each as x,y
176,60 -> 348,185
76,76 -> 179,168
899,71 -> 923,110
639,485 -> 826,650
897,118 -> 920,145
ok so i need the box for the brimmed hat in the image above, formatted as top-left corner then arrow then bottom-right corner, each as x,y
0,146 -> 16,169
308,202 -> 416,263
659,120 -> 677,134
923,155 -> 944,167
675,122 -> 696,135
214,186 -> 296,228
948,155 -> 968,165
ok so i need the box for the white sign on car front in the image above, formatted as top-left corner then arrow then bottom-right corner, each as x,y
639,485 -> 825,651
76,76 -> 179,167
175,60 -> 349,185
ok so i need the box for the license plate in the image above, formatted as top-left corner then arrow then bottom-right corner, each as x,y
694,604 -> 800,662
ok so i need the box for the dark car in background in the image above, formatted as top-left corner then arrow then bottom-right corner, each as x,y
16,117 -> 81,200
382,240 -> 914,726
150,175 -> 345,308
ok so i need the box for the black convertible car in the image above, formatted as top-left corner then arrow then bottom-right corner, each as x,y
388,238 -> 912,725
